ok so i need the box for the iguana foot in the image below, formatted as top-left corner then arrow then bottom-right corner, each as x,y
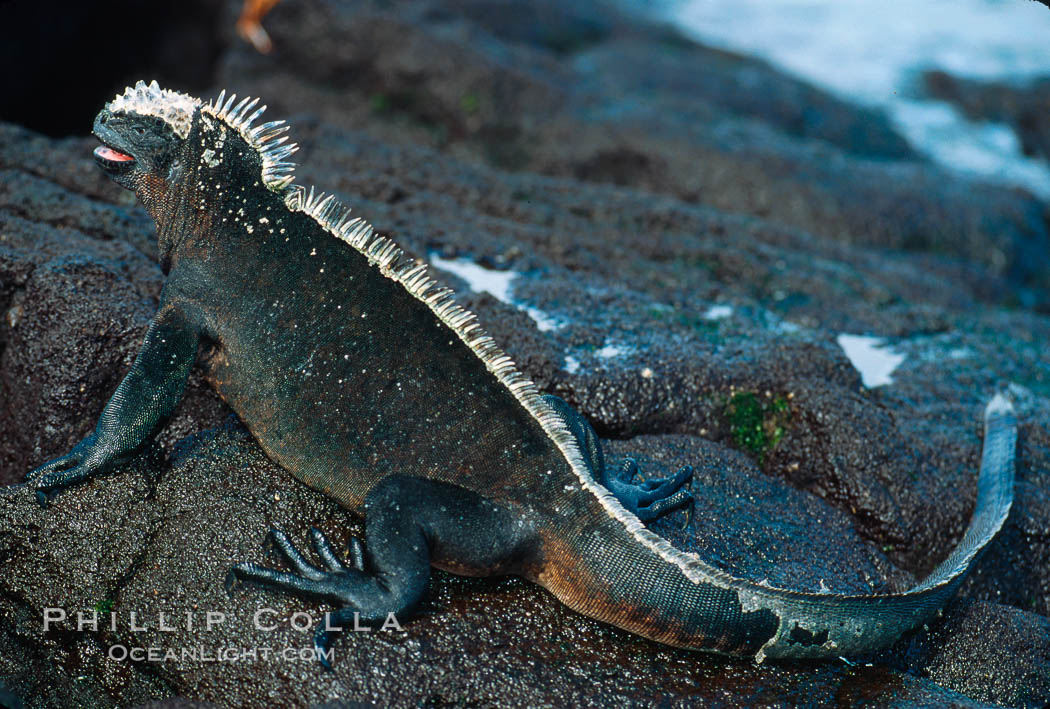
226,476 -> 535,668
24,435 -> 108,507
604,459 -> 693,522
540,394 -> 694,522
228,527 -> 366,598
226,527 -> 388,668
27,460 -> 95,507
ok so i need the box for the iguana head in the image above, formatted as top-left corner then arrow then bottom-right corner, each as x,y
93,80 -> 297,200
92,81 -> 298,264
93,81 -> 198,193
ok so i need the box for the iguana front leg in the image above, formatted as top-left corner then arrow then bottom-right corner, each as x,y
25,301 -> 201,505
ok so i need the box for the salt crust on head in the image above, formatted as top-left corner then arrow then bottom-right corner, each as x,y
107,80 -> 199,140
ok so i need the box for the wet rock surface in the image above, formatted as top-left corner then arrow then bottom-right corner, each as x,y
217,0 -> 1050,303
922,69 -> 1050,165
1,1 -> 1049,707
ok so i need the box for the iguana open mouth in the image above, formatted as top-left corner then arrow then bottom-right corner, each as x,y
93,145 -> 135,172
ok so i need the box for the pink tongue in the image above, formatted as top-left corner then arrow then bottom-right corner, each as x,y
94,146 -> 134,162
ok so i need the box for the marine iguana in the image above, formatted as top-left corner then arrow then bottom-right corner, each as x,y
26,81 -> 1017,665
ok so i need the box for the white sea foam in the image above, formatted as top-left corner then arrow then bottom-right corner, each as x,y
429,254 -> 563,331
523,306 -> 562,332
703,304 -> 734,320
429,254 -> 517,303
597,342 -> 631,358
564,355 -> 581,374
836,334 -> 906,388
666,0 -> 1050,197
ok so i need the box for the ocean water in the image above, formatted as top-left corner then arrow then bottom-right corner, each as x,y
660,0 -> 1050,198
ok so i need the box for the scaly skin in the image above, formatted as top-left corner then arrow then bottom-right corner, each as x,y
26,81 -> 1017,666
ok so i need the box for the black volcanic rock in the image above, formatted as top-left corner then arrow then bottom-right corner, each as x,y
923,69 -> 1050,165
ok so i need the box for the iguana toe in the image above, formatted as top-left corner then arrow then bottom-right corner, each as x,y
308,527 -> 353,573
263,528 -> 329,580
229,530 -> 374,605
638,464 -> 694,503
31,464 -> 97,506
227,560 -> 360,601
634,487 -> 694,523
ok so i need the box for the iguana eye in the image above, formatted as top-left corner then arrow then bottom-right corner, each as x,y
133,125 -> 147,135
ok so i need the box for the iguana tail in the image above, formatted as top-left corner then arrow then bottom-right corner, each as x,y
535,395 -> 1016,660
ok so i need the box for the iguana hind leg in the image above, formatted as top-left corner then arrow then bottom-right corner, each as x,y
541,394 -> 693,521
227,475 -> 537,667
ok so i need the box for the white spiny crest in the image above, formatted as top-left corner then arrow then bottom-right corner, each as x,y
332,210 -> 359,236
107,80 -> 199,139
284,185 -> 306,210
344,220 -> 374,248
204,88 -> 298,192
302,186 -> 321,210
